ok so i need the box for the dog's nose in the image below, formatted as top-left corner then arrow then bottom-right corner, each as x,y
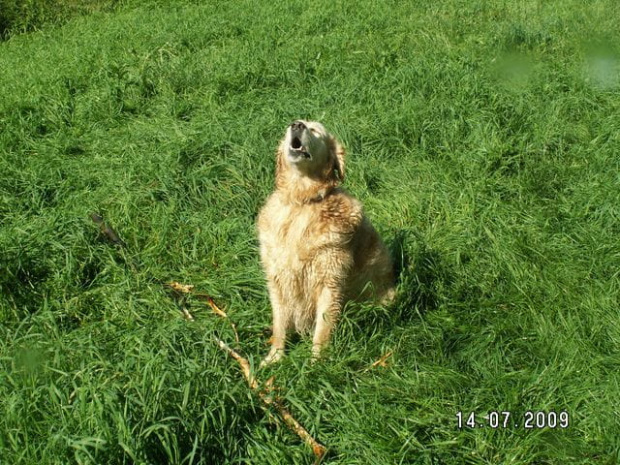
290,121 -> 306,132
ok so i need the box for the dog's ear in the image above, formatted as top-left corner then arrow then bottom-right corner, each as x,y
330,137 -> 345,182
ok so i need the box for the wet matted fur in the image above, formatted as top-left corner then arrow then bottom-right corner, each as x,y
258,120 -> 395,365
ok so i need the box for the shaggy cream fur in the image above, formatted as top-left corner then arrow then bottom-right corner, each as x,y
258,121 -> 395,365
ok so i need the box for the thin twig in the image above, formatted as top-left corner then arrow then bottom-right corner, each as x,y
214,336 -> 327,461
181,307 -> 194,321
165,281 -> 327,461
205,296 -> 239,344
205,296 -> 228,318
166,281 -> 195,294
361,350 -> 394,374
90,213 -> 126,247
164,281 -> 196,320
370,351 -> 393,368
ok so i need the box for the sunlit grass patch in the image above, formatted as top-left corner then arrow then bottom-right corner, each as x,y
1,0 -> 619,463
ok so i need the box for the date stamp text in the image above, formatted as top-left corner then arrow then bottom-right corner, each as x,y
456,411 -> 570,429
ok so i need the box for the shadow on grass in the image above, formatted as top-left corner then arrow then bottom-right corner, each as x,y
390,229 -> 452,318
341,230 -> 452,339
0,248 -> 50,320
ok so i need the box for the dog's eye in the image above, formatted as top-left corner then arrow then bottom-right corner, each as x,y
310,128 -> 320,136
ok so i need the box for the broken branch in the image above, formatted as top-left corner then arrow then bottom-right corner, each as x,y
214,336 -> 327,461
90,212 -> 126,247
206,296 -> 239,344
166,281 -> 327,460
370,350 -> 393,369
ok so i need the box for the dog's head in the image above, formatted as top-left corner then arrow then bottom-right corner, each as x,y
276,120 -> 345,187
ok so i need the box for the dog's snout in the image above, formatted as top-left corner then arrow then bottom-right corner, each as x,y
290,121 -> 306,132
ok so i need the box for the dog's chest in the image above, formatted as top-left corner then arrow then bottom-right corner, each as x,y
258,192 -> 359,279
259,201 -> 318,265
260,197 -> 348,282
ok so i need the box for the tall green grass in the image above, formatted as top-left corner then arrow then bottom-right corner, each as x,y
1,0 -> 619,463
0,0 -> 121,38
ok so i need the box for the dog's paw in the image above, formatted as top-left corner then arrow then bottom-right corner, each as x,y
380,287 -> 397,305
311,344 -> 325,364
260,348 -> 284,368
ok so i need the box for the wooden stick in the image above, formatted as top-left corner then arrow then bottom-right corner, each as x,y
164,281 -> 196,320
166,282 -> 239,342
214,336 -> 327,461
166,281 -> 195,294
206,296 -> 240,344
370,350 -> 393,368
181,307 -> 194,321
165,282 -> 327,460
90,213 -> 126,247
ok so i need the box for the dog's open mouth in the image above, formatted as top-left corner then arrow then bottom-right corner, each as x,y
290,137 -> 311,159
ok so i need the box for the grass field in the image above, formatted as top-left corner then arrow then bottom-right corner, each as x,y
1,0 -> 619,463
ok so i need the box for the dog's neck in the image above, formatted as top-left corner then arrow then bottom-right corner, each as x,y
277,173 -> 337,205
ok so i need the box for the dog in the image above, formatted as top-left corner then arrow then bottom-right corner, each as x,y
257,120 -> 395,365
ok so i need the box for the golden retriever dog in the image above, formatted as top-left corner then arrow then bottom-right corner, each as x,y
258,120 -> 395,365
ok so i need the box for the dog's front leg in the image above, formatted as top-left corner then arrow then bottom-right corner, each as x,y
261,282 -> 289,367
312,286 -> 342,360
